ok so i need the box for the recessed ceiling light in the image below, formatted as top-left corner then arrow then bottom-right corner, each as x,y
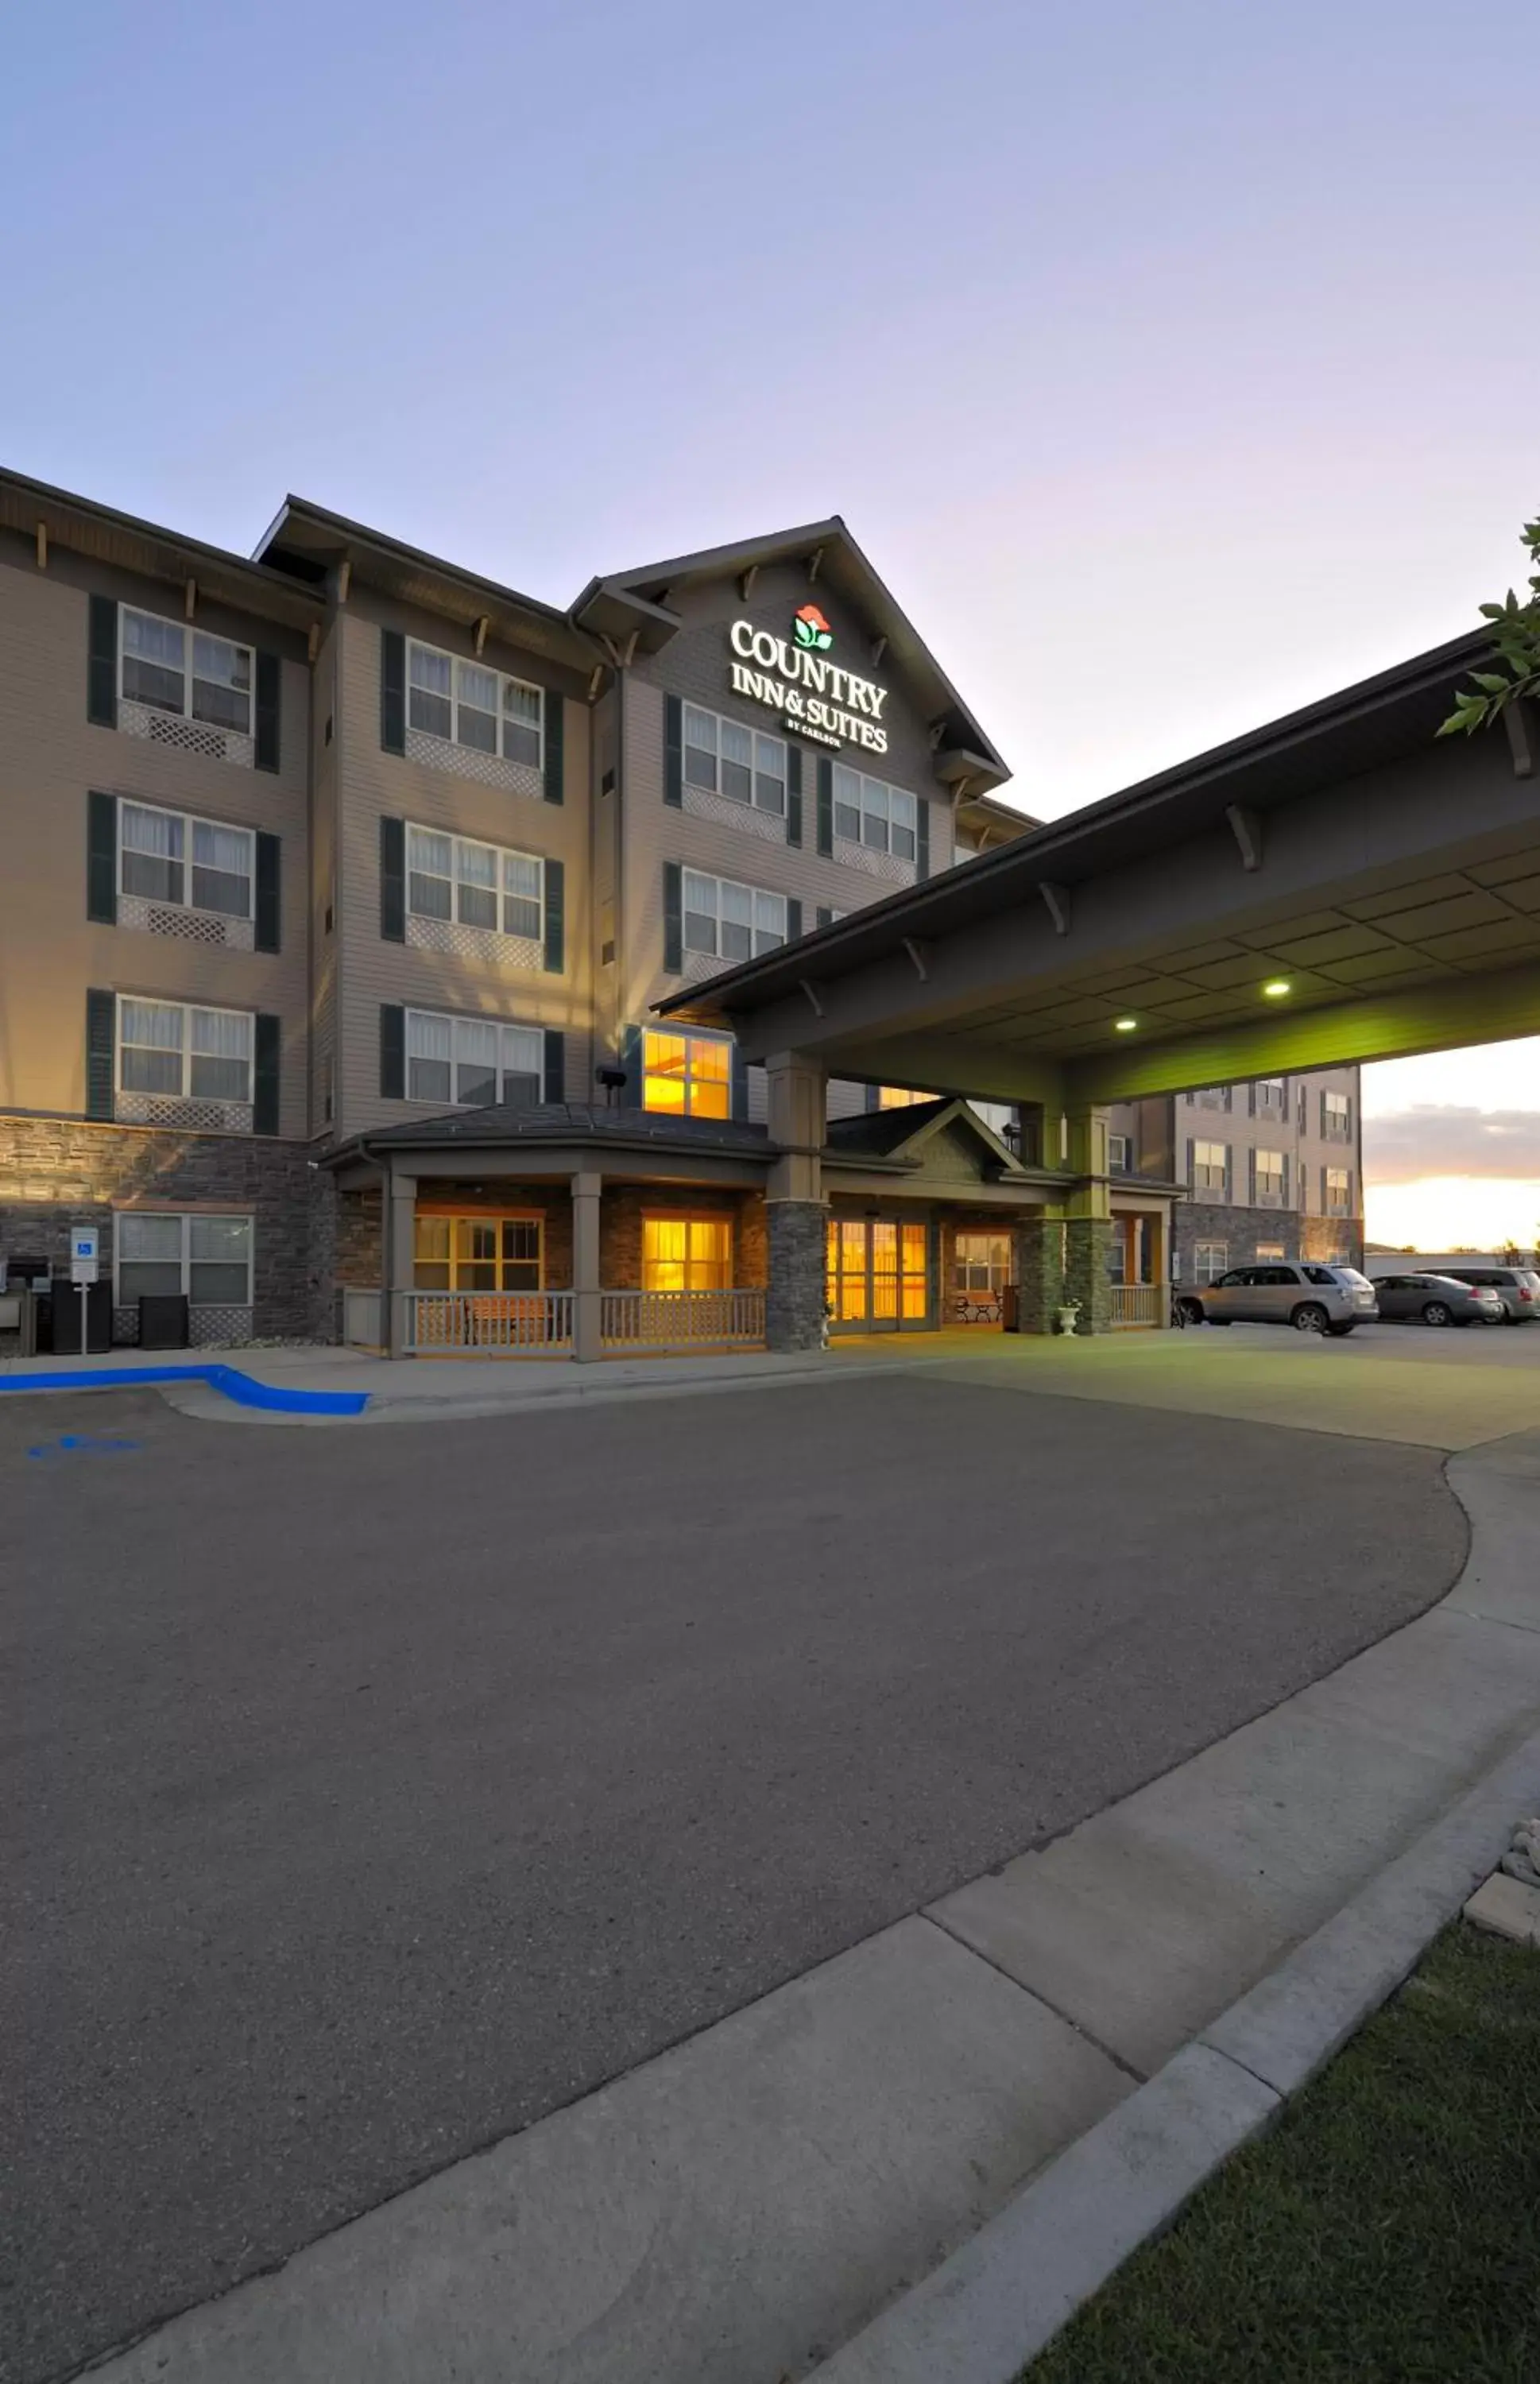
1262,979 -> 1292,999
1114,1016 -> 1139,1031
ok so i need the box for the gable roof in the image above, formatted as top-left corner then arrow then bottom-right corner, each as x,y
826,1097 -> 1025,1175
571,517 -> 1009,792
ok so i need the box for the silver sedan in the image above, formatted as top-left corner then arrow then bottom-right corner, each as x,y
1369,1272 -> 1506,1328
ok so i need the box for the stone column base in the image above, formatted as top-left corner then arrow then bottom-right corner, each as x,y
1013,1216 -> 1066,1334
766,1201 -> 828,1352
1065,1216 -> 1115,1333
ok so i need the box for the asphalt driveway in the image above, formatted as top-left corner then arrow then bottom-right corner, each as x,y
2,1372 -> 1468,2383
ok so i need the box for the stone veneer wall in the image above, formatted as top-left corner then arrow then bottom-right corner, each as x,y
0,1114 -> 314,1341
1064,1217 -> 1115,1333
765,1200 -> 828,1352
1014,1216 -> 1065,1333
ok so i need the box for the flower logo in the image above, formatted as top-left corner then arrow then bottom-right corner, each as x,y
792,603 -> 834,651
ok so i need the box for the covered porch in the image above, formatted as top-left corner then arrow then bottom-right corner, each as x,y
327,1108 -> 773,1360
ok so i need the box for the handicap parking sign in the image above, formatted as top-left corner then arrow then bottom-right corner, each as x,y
71,1226 -> 99,1283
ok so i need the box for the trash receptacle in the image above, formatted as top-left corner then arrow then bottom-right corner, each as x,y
44,1279 -> 114,1355
1001,1283 -> 1020,1333
137,1294 -> 191,1350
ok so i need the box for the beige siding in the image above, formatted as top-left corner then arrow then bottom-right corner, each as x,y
308,613 -> 343,1136
333,592 -> 596,1139
621,677 -> 950,1031
0,539 -> 311,1139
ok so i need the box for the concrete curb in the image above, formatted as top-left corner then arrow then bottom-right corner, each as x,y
810,1724 -> 1540,2384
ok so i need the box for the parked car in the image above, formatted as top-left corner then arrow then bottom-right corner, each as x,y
1178,1261 -> 1378,1335
1437,1265 -> 1540,1325
1368,1271 -> 1506,1329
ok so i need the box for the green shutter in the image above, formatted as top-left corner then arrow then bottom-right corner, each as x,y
379,816 -> 405,942
786,745 -> 803,846
254,652 -> 281,772
87,791 -> 117,923
380,1004 -> 405,1099
85,989 -> 114,1119
916,798 -> 931,880
663,861 -> 683,973
253,1015 -> 281,1136
786,897 -> 803,942
543,857 -> 565,973
543,1029 -> 565,1104
664,694 -> 683,807
621,1022 -> 644,1109
380,629 -> 406,754
816,756 -> 834,855
543,692 -> 564,803
254,833 -> 281,952
87,597 -> 117,726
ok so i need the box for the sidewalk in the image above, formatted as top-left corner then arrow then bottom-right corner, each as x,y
80,1428 -> 1540,2384
0,1338 -> 941,1424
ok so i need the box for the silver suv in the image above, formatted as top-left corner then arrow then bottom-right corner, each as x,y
1439,1265 -> 1540,1325
1179,1261 -> 1378,1336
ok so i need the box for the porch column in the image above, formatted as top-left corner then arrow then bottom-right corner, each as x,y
1063,1106 -> 1114,1333
1012,1211 -> 1066,1333
571,1169 -> 602,1361
764,1051 -> 826,1353
385,1167 -> 416,1359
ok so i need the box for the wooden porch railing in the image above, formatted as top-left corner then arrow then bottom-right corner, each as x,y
600,1289 -> 766,1350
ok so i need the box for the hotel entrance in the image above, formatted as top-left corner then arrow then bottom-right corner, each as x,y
826,1215 -> 931,1331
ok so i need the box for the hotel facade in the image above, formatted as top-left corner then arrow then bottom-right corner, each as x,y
0,469 -> 1357,1356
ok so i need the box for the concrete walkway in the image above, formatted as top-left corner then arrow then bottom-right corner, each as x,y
80,1425 -> 1540,2384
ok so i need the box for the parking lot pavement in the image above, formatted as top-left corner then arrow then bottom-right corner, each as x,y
919,1315 -> 1540,1451
1,1374 -> 1469,2384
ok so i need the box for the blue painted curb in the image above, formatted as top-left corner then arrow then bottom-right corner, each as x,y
0,1364 -> 369,1416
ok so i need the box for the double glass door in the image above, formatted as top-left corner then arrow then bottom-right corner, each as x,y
826,1217 -> 930,1330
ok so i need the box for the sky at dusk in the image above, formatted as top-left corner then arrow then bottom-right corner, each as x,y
3,0 -> 1535,1246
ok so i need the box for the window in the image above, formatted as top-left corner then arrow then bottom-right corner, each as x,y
1256,1078 -> 1287,1110
118,997 -> 253,1102
1322,1089 -> 1352,1137
683,705 -> 786,815
878,1086 -> 933,1109
641,1028 -> 731,1119
954,1232 -> 1013,1293
1194,1240 -> 1229,1283
1256,1242 -> 1286,1260
682,870 -> 787,962
831,765 -> 919,860
404,1011 -> 544,1109
406,639 -> 543,768
642,1215 -> 733,1291
119,801 -> 253,919
120,608 -> 252,733
1256,1148 -> 1287,1201
1108,1132 -> 1132,1172
405,826 -> 543,940
1192,1139 -> 1229,1194
1325,1167 -> 1352,1215
412,1214 -> 542,1291
116,1211 -> 253,1306
1194,1086 -> 1232,1110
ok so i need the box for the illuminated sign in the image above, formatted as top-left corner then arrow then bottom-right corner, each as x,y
727,613 -> 889,753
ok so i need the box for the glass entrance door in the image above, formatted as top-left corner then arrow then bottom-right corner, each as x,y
826,1217 -> 931,1330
